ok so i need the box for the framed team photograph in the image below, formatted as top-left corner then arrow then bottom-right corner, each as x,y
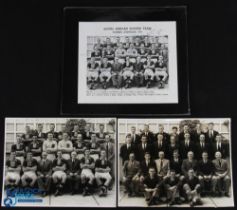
78,21 -> 178,104
2,118 -> 116,207
61,7 -> 189,115
118,118 -> 234,207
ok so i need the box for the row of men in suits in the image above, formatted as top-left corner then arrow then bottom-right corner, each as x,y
122,150 -> 231,206
125,123 -> 221,145
5,148 -> 113,197
120,132 -> 229,165
120,124 -> 229,164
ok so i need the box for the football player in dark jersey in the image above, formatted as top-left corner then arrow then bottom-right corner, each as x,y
122,56 -> 134,88
99,57 -> 112,89
87,57 -> 100,90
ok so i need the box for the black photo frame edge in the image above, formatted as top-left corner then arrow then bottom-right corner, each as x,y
60,6 -> 190,116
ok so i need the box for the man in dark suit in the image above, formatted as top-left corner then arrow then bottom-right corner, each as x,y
179,125 -> 193,143
120,134 -> 136,165
136,135 -> 152,162
197,151 -> 215,195
167,135 -> 180,160
211,134 -> 229,159
205,122 -> 219,144
152,133 -> 168,159
181,151 -> 198,177
140,124 -> 155,145
195,134 -> 211,160
155,124 -> 170,143
170,150 -> 183,178
170,126 -> 179,143
130,126 -> 141,145
179,133 -> 195,160
67,151 -> 81,194
192,123 -> 205,144
140,152 -> 157,180
37,151 -> 52,196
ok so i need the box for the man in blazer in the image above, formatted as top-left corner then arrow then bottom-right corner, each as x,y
136,135 -> 152,162
140,152 -> 157,179
205,122 -> 219,144
170,150 -> 183,178
197,151 -> 215,194
67,151 -> 81,194
120,134 -> 136,165
152,133 -> 168,159
181,151 -> 198,177
211,134 -> 229,159
130,126 -> 141,145
179,133 -> 196,160
195,134 -> 211,160
140,124 -> 155,145
212,151 -> 231,196
155,151 -> 170,179
37,151 -> 52,196
123,152 -> 140,196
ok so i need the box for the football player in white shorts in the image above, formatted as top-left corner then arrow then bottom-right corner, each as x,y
52,151 -> 67,196
95,150 -> 112,196
155,55 -> 168,88
122,56 -> 134,88
21,152 -> 38,187
143,55 -> 155,88
5,152 -> 21,189
80,149 -> 95,196
99,57 -> 112,89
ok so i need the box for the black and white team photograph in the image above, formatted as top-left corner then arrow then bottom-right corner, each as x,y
78,22 -> 178,104
118,118 -> 234,207
86,35 -> 169,90
2,118 -> 116,207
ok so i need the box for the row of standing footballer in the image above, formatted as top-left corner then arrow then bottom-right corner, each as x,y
5,123 -> 115,197
119,123 -> 231,206
87,37 -> 168,89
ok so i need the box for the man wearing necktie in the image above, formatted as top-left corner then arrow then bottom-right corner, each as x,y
141,124 -> 155,145
130,126 -> 141,145
211,134 -> 229,159
181,151 -> 198,177
67,151 -> 81,195
136,135 -> 152,162
120,134 -> 136,165
140,152 -> 157,184
155,151 -> 170,179
205,122 -> 219,144
152,134 -> 168,159
195,134 -> 210,160
123,153 -> 140,196
37,151 -> 52,196
212,151 -> 231,197
180,133 -> 195,160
